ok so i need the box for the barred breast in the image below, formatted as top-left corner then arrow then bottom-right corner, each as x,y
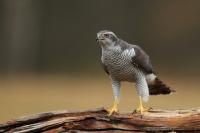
102,46 -> 139,82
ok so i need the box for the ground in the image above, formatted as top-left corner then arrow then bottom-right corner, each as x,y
0,73 -> 199,122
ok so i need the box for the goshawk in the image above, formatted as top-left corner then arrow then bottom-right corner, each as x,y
96,30 -> 175,115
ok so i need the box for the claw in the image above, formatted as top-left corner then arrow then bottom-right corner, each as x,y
106,100 -> 118,115
134,96 -> 149,114
135,105 -> 150,114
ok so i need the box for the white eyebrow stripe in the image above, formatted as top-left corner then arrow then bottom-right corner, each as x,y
103,31 -> 117,37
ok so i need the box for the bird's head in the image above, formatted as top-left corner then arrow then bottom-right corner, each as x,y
96,30 -> 118,46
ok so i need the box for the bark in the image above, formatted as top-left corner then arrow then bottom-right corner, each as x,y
0,108 -> 200,133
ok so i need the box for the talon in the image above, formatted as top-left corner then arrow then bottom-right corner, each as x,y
107,106 -> 118,115
135,105 -> 150,114
134,96 -> 149,114
106,100 -> 118,115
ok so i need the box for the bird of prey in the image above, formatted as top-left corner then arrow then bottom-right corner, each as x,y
96,30 -> 175,115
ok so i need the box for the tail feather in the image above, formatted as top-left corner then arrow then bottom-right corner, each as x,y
148,78 -> 175,95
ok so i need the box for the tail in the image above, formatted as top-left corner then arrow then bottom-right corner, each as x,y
148,77 -> 175,95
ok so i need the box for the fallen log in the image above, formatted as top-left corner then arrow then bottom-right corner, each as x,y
0,108 -> 200,132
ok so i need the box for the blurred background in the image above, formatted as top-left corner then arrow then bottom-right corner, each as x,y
0,0 -> 200,122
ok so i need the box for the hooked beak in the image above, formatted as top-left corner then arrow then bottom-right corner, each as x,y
96,36 -> 104,43
96,33 -> 105,43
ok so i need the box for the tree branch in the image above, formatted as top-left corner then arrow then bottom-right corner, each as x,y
1,108 -> 200,132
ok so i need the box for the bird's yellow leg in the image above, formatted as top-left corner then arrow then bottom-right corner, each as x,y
135,96 -> 148,114
107,100 -> 118,115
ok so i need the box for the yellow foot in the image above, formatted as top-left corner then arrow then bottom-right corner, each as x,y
135,106 -> 150,114
134,96 -> 150,114
106,101 -> 118,115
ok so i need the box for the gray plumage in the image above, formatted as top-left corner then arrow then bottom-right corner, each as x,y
96,30 -> 174,103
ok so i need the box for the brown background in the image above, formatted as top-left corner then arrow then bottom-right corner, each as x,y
0,0 -> 199,122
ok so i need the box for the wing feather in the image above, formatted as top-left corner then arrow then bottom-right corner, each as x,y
117,39 -> 153,74
132,45 -> 154,74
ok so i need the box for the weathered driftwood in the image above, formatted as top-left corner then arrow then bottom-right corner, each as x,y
0,108 -> 200,133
